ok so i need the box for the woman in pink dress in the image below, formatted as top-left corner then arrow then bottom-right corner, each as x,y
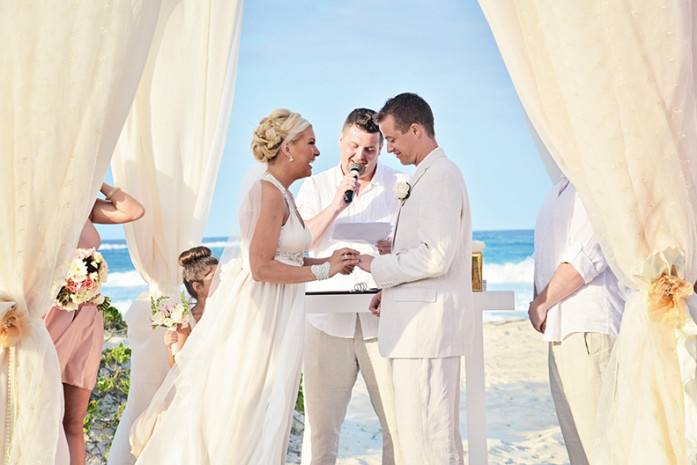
44,182 -> 144,465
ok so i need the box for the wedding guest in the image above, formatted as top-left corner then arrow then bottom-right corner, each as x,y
296,108 -> 406,465
528,177 -> 625,465
45,182 -> 144,465
163,246 -> 219,367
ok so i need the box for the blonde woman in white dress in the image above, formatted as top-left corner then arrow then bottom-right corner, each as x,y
130,109 -> 360,465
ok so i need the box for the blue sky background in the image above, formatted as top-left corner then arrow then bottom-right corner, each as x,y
99,0 -> 551,240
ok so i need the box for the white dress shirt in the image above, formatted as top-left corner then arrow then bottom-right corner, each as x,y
534,178 -> 625,342
296,163 -> 408,339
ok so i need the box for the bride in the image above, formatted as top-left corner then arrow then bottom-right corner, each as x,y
130,109 -> 360,464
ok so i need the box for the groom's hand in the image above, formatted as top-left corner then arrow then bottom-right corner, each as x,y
369,291 -> 382,317
527,300 -> 547,333
376,239 -> 391,255
357,254 -> 374,272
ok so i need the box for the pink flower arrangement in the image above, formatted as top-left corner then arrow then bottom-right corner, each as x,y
55,248 -> 109,312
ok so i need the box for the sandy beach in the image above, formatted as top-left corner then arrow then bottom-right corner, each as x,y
296,319 -> 569,465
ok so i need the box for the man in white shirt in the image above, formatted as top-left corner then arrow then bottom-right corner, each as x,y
296,108 -> 407,465
529,178 -> 625,465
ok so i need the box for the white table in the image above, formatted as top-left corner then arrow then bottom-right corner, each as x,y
305,290 -> 516,465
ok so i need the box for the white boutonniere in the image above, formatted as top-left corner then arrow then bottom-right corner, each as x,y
394,181 -> 411,204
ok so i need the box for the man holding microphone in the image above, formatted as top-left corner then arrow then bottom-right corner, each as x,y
296,108 -> 407,465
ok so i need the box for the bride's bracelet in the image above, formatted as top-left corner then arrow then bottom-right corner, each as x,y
310,262 -> 331,281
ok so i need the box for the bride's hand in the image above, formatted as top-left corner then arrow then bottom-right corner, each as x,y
328,248 -> 360,276
357,254 -> 374,272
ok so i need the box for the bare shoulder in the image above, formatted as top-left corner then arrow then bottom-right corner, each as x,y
258,180 -> 288,218
258,179 -> 283,199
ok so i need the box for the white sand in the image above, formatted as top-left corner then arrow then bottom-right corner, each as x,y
293,320 -> 570,465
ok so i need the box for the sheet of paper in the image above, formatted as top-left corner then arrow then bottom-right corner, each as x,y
331,221 -> 392,244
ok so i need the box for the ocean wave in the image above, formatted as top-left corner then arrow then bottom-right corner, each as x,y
99,243 -> 129,251
484,256 -> 534,284
104,271 -> 146,288
99,240 -> 238,252
202,240 -> 238,249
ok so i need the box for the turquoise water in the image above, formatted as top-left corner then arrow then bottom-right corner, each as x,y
100,230 -> 534,321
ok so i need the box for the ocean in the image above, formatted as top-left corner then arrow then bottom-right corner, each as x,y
100,230 -> 534,321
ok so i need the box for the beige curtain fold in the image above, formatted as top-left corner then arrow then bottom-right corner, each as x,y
107,1 -> 243,463
0,2 -> 160,463
479,2 -> 697,464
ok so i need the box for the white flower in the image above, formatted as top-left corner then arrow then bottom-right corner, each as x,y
150,292 -> 191,329
394,181 -> 411,203
171,304 -> 185,323
68,259 -> 88,281
151,312 -> 166,327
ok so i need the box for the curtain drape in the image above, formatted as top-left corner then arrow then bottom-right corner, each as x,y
107,1 -> 243,463
479,2 -> 697,463
0,2 -> 160,463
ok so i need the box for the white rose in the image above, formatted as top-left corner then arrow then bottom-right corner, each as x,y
68,260 -> 88,280
152,312 -> 166,327
171,305 -> 185,324
393,182 -> 411,201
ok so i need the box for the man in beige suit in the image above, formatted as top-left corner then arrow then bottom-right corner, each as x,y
357,93 -> 473,465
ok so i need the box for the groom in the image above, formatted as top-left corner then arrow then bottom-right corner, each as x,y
357,93 -> 473,465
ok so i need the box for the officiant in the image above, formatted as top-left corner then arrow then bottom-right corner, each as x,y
296,108 -> 407,465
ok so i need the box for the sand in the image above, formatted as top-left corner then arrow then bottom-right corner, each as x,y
295,319 -> 570,465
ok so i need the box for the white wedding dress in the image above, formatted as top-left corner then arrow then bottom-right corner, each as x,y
131,173 -> 311,464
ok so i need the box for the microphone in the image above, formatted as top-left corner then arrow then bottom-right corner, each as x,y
343,163 -> 364,204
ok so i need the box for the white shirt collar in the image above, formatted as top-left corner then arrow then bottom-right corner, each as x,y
556,176 -> 570,196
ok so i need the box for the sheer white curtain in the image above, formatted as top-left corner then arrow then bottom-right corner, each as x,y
107,1 -> 243,463
479,2 -> 697,464
0,3 -> 160,464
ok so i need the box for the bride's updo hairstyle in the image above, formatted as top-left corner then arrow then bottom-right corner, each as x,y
178,246 -> 219,300
251,109 -> 311,163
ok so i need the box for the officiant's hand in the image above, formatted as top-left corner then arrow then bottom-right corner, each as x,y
357,254 -> 374,272
328,248 -> 360,276
527,300 -> 547,333
376,240 -> 391,255
369,291 -> 382,317
331,173 -> 360,211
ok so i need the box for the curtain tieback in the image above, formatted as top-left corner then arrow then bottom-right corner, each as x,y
0,301 -> 28,465
637,247 -> 694,328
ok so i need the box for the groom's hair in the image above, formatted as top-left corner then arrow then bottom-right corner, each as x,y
376,93 -> 435,138
342,108 -> 383,143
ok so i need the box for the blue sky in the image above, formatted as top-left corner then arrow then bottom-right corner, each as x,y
99,0 -> 551,240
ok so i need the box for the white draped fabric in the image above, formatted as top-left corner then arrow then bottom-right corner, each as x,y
479,2 -> 697,464
107,1 -> 243,463
0,2 -> 160,464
